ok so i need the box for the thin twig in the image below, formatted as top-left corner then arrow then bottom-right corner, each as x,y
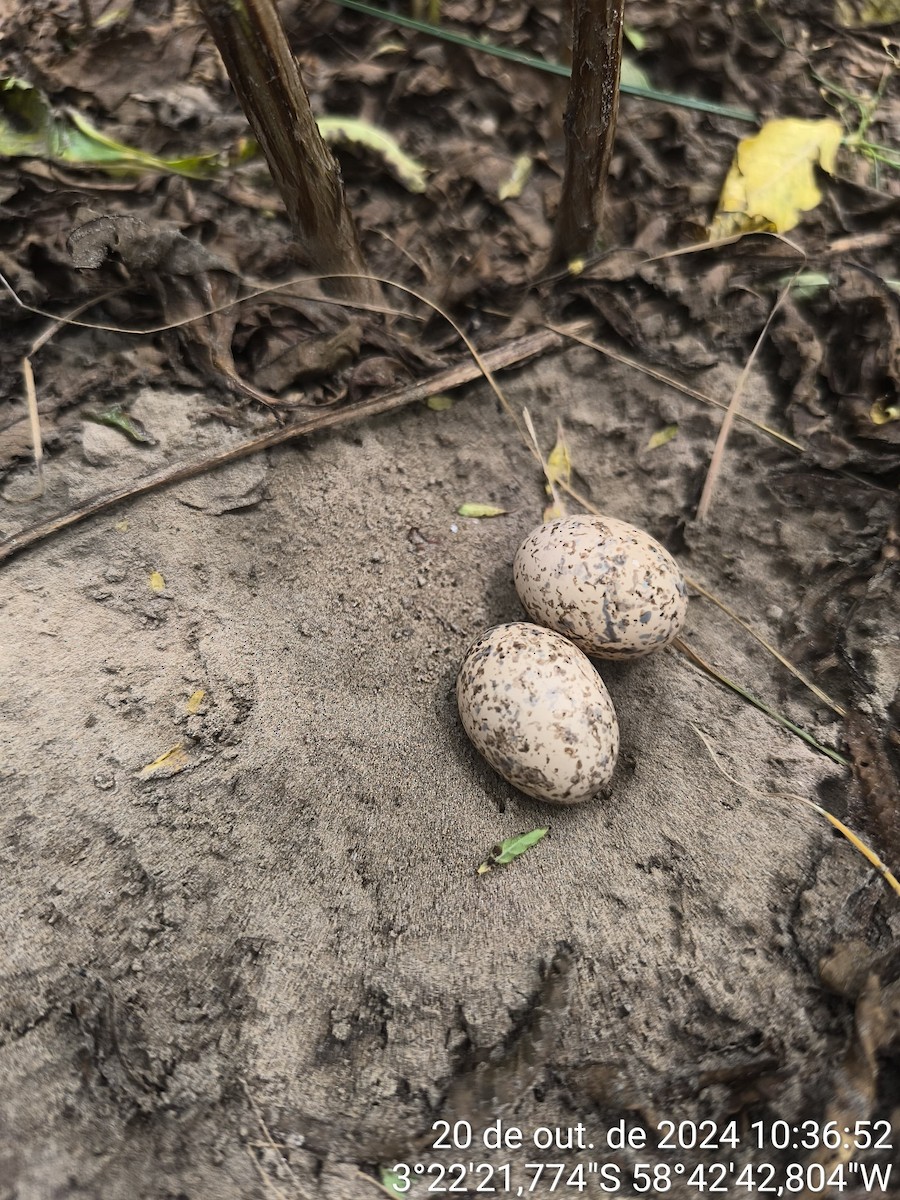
684,576 -> 846,717
521,407 -> 565,516
19,359 -> 43,501
695,272 -> 797,523
0,269 -> 414,339
327,0 -> 759,122
548,473 -> 847,718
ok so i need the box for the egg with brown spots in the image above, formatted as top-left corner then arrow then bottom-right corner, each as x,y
456,622 -> 619,804
513,516 -> 687,660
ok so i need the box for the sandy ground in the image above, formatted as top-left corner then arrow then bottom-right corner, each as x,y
1,346 -> 897,1198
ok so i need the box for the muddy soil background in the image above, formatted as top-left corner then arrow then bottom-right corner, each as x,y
1,1 -> 899,1197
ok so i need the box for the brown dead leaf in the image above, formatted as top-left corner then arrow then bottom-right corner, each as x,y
253,322 -> 361,395
41,24 -> 208,114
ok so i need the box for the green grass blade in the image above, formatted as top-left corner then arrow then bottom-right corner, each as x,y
327,0 -> 758,123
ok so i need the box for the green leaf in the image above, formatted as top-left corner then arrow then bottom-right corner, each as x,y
317,115 -> 428,193
620,56 -> 651,90
85,404 -> 157,445
647,424 -> 678,450
492,828 -> 549,865
379,1166 -> 408,1197
624,25 -> 647,51
0,77 -> 220,178
457,503 -> 508,518
425,394 -> 454,411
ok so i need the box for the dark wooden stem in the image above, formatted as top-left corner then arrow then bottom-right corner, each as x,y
547,0 -> 625,269
197,0 -> 378,303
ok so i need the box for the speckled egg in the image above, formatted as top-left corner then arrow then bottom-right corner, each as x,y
456,621 -> 619,804
513,516 -> 687,659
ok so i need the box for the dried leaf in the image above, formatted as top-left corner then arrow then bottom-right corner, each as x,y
807,970 -> 900,1179
772,266 -> 900,473
139,745 -> 188,777
425,394 -> 454,411
186,689 -> 206,714
870,400 -> 900,425
710,118 -> 843,238
647,424 -> 678,449
542,502 -> 567,521
457,503 -> 508,518
545,434 -> 572,490
149,571 -> 166,593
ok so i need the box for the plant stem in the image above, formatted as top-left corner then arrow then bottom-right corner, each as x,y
197,0 -> 378,302
548,0 -> 625,269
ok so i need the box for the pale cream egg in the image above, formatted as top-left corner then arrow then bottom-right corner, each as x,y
456,622 -> 619,804
513,516 -> 687,659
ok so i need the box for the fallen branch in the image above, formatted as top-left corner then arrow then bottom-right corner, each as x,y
0,328 -> 563,566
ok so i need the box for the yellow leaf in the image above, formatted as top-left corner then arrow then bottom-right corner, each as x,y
186,689 -> 206,714
542,428 -> 571,522
139,744 -> 188,777
115,518 -> 129,532
149,570 -> 165,593
498,154 -> 533,201
647,424 -> 679,450
457,503 -> 508,518
316,116 -> 427,194
545,434 -> 572,491
710,118 -> 843,238
870,399 -> 900,425
835,0 -> 900,26
426,394 -> 454,411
